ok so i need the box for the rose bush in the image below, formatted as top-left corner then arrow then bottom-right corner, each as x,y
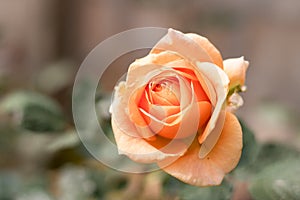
110,28 -> 249,186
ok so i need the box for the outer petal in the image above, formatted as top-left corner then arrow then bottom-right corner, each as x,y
139,50 -> 213,104
110,82 -> 141,138
111,118 -> 188,163
151,28 -> 213,63
186,33 -> 223,68
198,111 -> 225,158
111,82 -> 156,140
223,57 -> 249,88
195,62 -> 229,143
120,64 -> 176,139
159,112 -> 242,186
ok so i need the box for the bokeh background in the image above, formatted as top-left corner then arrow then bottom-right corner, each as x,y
1,0 -> 300,199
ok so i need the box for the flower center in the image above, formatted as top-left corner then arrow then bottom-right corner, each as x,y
152,83 -> 163,92
147,78 -> 180,106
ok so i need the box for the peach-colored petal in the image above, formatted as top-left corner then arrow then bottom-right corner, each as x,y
186,33 -> 223,69
148,102 -> 198,139
199,111 -> 225,158
126,64 -> 163,88
173,66 -> 198,81
177,72 -> 193,109
135,50 -> 213,105
141,104 -> 180,122
192,66 -> 217,107
148,77 -> 180,106
139,50 -> 195,82
110,82 -> 141,138
203,112 -> 243,173
134,50 -> 182,67
161,51 -> 213,104
192,80 -> 210,102
161,141 -> 225,186
151,28 -> 213,63
159,112 -> 242,186
111,118 -> 189,163
128,86 -> 149,126
165,55 -> 214,105
124,65 -> 196,140
223,56 -> 249,88
195,62 -> 229,143
158,103 -> 199,139
149,90 -> 178,106
111,84 -> 156,141
123,65 -> 180,139
139,78 -> 200,139
198,101 -> 212,128
111,64 -> 167,140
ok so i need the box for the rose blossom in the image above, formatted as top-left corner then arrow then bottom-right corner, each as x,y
110,28 -> 249,186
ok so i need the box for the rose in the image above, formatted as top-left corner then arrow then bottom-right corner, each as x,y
110,28 -> 249,186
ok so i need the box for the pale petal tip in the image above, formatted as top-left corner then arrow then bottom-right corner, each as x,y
198,145 -> 207,159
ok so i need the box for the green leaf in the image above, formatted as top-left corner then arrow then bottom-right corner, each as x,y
251,143 -> 300,173
231,119 -> 260,180
0,172 -> 21,199
234,141 -> 300,181
180,179 -> 233,200
249,159 -> 300,200
162,174 -> 233,200
0,91 -> 65,132
236,119 -> 259,168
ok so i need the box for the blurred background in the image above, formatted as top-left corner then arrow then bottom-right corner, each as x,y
0,0 -> 300,199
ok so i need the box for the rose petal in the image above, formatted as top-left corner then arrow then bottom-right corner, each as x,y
125,66 -> 195,139
159,112 -> 242,186
148,76 -> 180,106
173,67 -> 198,80
161,141 -> 225,186
111,85 -> 155,141
198,111 -> 225,158
193,67 -> 217,106
151,28 -> 213,63
124,65 -> 178,139
137,50 -> 213,105
111,118 -> 189,163
223,56 -> 249,88
140,102 -> 180,121
139,77 -> 200,139
195,62 -> 229,143
198,101 -> 212,128
149,102 -> 199,139
203,112 -> 243,173
163,54 -> 213,105
192,80 -> 210,102
129,86 -> 149,126
111,64 -> 165,140
139,51 -> 196,82
110,82 -> 141,138
135,50 -> 182,67
186,33 -> 223,68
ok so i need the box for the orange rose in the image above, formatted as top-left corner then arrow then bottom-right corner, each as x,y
110,29 -> 249,186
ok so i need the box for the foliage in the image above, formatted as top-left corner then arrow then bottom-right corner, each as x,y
249,159 -> 300,200
0,91 -> 65,132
